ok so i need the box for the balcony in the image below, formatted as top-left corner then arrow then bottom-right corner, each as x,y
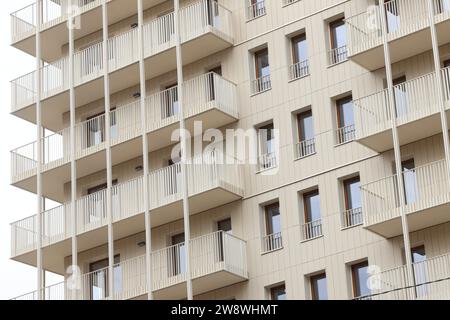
346,0 -> 450,71
10,72 -> 238,200
261,232 -> 283,254
11,0 -> 234,132
360,159 -> 450,238
10,231 -> 248,300
10,157 -> 244,273
354,68 -> 450,153
246,0 -> 266,21
356,252 -> 450,300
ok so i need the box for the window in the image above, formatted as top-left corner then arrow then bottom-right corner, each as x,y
329,18 -> 347,65
342,176 -> 363,227
252,48 -> 271,93
436,0 -> 450,13
410,245 -> 427,297
385,0 -> 400,33
401,159 -> 417,205
206,0 -> 220,27
336,96 -> 355,144
290,34 -> 309,80
86,180 -> 118,224
89,255 -> 121,300
270,284 -> 286,300
169,233 -> 186,277
85,109 -> 117,148
165,158 -> 181,196
262,203 -> 282,252
248,0 -> 266,20
311,273 -> 328,300
392,76 -> 407,117
302,190 -> 322,240
296,110 -> 315,158
351,261 -> 370,298
258,122 -> 277,170
208,66 -> 222,101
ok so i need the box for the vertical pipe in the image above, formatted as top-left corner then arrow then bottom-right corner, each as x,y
68,0 -> 78,300
35,0 -> 44,301
174,0 -> 193,300
427,0 -> 450,187
379,0 -> 415,295
102,0 -> 115,299
137,0 -> 153,300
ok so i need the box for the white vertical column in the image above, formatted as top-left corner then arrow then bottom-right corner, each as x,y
427,0 -> 450,186
35,0 -> 44,301
379,1 -> 415,295
137,0 -> 153,300
102,0 -> 115,299
68,0 -> 78,300
174,0 -> 193,300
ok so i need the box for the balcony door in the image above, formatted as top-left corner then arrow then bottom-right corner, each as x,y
292,34 -> 308,65
217,218 -> 232,262
410,245 -> 427,298
162,83 -> 179,119
165,157 -> 181,197
351,261 -> 371,298
303,190 -> 322,239
254,48 -> 270,91
206,0 -> 220,27
385,0 -> 400,33
343,176 -> 362,226
157,10 -> 175,45
86,109 -> 117,148
264,203 -> 282,250
336,96 -> 355,143
436,0 -> 450,13
258,123 -> 276,169
297,110 -> 315,157
402,159 -> 417,205
89,255 -> 120,300
170,233 -> 186,277
393,76 -> 408,118
329,18 -> 347,63
86,180 -> 118,225
208,66 -> 222,101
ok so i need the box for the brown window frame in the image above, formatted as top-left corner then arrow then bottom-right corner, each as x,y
88,254 -> 120,300
254,48 -> 269,79
303,189 -> 320,224
310,273 -> 327,300
87,179 -> 118,195
444,59 -> 450,68
351,260 -> 369,298
336,96 -> 353,129
270,284 -> 286,300
264,202 -> 280,236
343,176 -> 360,211
297,109 -> 313,142
329,18 -> 345,50
291,33 -> 307,64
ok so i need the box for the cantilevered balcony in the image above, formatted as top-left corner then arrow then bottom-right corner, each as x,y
11,156 -> 243,273
10,72 -> 238,201
346,0 -> 450,71
354,68 -> 450,153
356,252 -> 450,300
11,0 -> 234,131
10,231 -> 248,300
360,159 -> 450,238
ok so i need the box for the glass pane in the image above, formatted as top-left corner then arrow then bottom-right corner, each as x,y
299,112 -> 314,141
312,275 -> 328,300
353,263 -> 371,297
305,192 -> 321,222
338,99 -> 354,128
331,21 -> 346,49
402,160 -> 417,205
345,179 -> 361,210
266,204 -> 281,235
293,36 -> 308,63
256,50 -> 270,78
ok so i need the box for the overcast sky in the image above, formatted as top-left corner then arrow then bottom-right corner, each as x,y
0,0 -> 62,300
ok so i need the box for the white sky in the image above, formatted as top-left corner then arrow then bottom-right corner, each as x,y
0,0 -> 62,300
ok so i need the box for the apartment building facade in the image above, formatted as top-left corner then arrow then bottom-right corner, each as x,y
8,0 -> 450,300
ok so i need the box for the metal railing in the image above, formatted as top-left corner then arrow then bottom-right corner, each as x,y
301,219 -> 323,241
247,0 -> 266,20
251,75 -> 271,95
328,45 -> 347,66
341,207 -> 363,229
258,152 -> 277,171
289,60 -> 309,81
335,124 -> 355,145
294,138 -> 316,159
261,232 -> 283,253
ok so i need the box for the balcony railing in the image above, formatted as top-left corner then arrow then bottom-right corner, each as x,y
289,60 -> 309,81
10,72 -> 238,183
11,231 -> 248,300
354,70 -> 443,141
335,124 -> 355,145
301,219 -> 323,241
341,207 -> 363,229
11,0 -> 233,112
261,232 -> 283,254
251,75 -> 271,95
11,154 -> 243,257
356,252 -> 450,300
346,0 -> 433,57
294,138 -> 316,159
258,152 -> 277,171
246,1 -> 266,20
361,159 -> 450,227
328,45 -> 347,66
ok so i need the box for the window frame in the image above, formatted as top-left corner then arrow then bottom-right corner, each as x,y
254,48 -> 269,79
329,18 -> 345,50
264,202 -> 281,236
310,272 -> 328,300
291,33 -> 307,64
336,96 -> 354,129
270,284 -> 286,300
297,109 -> 313,142
351,260 -> 370,298
303,189 -> 320,224
343,176 -> 361,211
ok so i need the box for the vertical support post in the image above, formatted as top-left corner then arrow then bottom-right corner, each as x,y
137,0 -> 153,300
68,0 -> 78,300
174,0 -> 193,300
427,0 -> 450,187
379,1 -> 415,296
35,0 -> 44,301
102,0 -> 115,299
